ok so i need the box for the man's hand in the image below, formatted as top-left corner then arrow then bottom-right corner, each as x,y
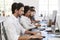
18,35 -> 43,40
28,34 -> 43,40
35,24 -> 41,27
25,30 -> 38,35
18,35 -> 30,40
31,32 -> 37,35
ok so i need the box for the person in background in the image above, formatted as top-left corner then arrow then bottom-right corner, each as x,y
2,11 -> 5,16
30,7 -> 41,27
29,8 -> 36,23
30,6 -> 40,23
1,11 -> 7,21
20,6 -> 36,30
4,3 -> 40,40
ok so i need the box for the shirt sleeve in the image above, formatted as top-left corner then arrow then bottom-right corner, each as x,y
19,24 -> 26,35
4,22 -> 19,40
20,18 -> 35,30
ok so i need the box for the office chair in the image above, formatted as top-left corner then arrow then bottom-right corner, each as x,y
2,22 -> 8,40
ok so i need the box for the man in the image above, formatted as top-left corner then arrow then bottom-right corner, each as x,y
30,8 -> 41,27
20,6 -> 36,30
4,3 -> 38,40
20,6 -> 41,30
30,6 -> 40,23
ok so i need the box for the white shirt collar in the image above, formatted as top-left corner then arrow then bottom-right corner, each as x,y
11,15 -> 19,21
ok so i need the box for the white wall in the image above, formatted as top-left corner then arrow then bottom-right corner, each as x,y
58,0 -> 60,15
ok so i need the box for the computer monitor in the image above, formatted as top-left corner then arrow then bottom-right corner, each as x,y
51,10 -> 57,23
51,10 -> 57,33
52,10 -> 60,31
56,15 -> 60,31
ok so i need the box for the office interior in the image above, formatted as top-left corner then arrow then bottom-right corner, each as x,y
0,0 -> 60,40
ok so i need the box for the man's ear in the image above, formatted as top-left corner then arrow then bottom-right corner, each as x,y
15,9 -> 18,13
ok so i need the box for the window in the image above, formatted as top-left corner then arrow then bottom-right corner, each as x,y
39,0 -> 58,16
0,0 -> 13,16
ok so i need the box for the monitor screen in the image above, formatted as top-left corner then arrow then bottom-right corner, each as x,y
56,15 -> 60,31
51,10 -> 57,23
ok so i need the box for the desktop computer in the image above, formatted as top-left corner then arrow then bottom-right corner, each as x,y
56,15 -> 60,32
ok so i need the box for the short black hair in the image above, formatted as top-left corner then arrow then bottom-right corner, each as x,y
30,6 -> 36,12
11,2 -> 24,14
17,3 -> 24,10
24,6 -> 30,15
30,6 -> 35,9
11,2 -> 18,14
30,8 -> 35,12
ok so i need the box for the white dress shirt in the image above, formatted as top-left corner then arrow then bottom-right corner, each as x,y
4,15 -> 26,40
20,16 -> 36,30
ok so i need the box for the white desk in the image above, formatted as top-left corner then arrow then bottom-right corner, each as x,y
48,38 -> 60,40
33,20 -> 60,40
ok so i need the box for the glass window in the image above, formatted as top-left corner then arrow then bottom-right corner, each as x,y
39,0 -> 58,16
0,0 -> 13,16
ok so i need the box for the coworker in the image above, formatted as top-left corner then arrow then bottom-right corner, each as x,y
30,8 -> 41,27
20,6 -> 38,30
29,8 -> 36,23
30,6 -> 35,22
30,6 -> 40,23
1,11 -> 6,21
4,3 -> 38,40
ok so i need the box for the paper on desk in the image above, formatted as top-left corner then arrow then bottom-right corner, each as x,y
45,27 -> 52,31
48,38 -> 60,40
45,27 -> 59,31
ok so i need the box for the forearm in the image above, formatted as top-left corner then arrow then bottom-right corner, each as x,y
25,31 -> 33,35
18,35 -> 29,40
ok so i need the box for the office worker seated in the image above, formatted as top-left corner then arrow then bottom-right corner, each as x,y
30,6 -> 40,23
20,6 -> 36,30
29,7 -> 41,27
4,3 -> 42,40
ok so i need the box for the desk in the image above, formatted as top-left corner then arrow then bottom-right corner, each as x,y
32,20 -> 60,40
41,30 -> 60,40
48,38 -> 60,40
